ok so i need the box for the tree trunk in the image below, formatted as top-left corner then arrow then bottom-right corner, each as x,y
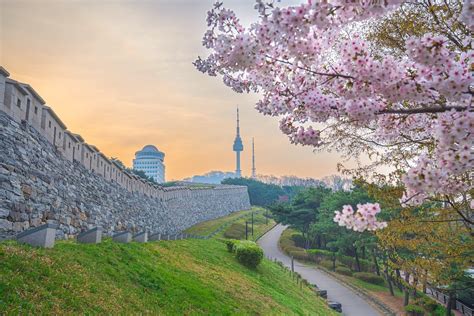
382,257 -> 395,296
396,269 -> 404,291
446,292 -> 454,316
412,277 -> 418,299
372,250 -> 380,276
332,252 -> 336,271
403,272 -> 410,306
354,247 -> 361,272
387,275 -> 395,296
404,290 -> 410,306
422,270 -> 427,294
316,235 -> 321,249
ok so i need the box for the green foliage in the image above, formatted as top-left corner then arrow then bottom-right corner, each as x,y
335,266 -> 353,276
233,240 -> 264,268
353,272 -> 385,286
225,239 -> 237,252
223,222 -> 246,239
320,260 -> 335,270
222,178 -> 285,206
184,209 -> 253,237
404,304 -> 425,316
288,250 -> 310,261
0,239 -> 336,315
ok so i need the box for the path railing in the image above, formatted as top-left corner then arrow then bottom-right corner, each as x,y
426,287 -> 473,316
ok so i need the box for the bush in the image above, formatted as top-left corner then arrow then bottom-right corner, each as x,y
291,234 -> 306,248
353,272 -> 385,286
320,260 -> 335,270
405,304 -> 425,316
234,241 -> 264,268
335,266 -> 353,276
224,223 -> 246,239
284,246 -> 305,254
225,239 -> 237,252
289,250 -> 310,261
419,297 -> 438,313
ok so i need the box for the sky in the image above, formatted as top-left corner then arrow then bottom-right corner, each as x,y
0,0 -> 357,181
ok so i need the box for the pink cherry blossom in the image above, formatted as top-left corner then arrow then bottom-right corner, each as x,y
334,203 -> 388,232
195,1 -> 474,232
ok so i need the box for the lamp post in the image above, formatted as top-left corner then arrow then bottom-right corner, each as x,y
251,212 -> 254,236
245,221 -> 248,240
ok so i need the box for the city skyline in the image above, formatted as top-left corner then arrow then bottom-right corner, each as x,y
0,0 -> 360,181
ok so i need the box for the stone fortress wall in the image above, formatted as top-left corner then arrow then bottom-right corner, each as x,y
0,66 -> 251,239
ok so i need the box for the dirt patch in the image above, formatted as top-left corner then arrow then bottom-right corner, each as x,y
371,291 -> 405,315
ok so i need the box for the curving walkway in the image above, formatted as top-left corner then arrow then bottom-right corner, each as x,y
257,224 -> 381,316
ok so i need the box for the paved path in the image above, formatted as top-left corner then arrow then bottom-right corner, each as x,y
257,224 -> 381,316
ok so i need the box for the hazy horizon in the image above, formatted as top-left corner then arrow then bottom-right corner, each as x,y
0,0 -> 360,181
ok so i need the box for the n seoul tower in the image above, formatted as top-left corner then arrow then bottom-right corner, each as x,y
233,107 -> 244,177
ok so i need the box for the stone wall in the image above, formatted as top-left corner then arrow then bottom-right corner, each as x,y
0,111 -> 251,240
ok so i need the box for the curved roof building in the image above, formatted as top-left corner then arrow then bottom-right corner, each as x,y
133,145 -> 165,183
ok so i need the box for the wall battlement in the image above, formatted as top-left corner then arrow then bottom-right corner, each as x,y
0,67 -> 250,239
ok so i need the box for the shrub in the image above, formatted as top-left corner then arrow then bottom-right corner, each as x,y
307,249 -> 333,257
224,223 -> 246,239
225,239 -> 237,252
419,297 -> 438,312
320,260 -> 335,270
353,272 -> 385,286
405,304 -> 425,316
335,266 -> 353,276
284,246 -> 305,254
234,241 -> 264,268
289,250 -> 310,261
291,234 -> 306,248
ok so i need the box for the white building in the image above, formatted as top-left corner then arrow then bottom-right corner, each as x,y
133,145 -> 165,183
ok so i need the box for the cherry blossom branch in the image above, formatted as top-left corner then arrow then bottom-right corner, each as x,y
379,106 -> 470,115
265,55 -> 355,80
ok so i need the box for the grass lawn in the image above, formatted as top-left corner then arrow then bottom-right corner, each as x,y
184,208 -> 255,236
184,206 -> 275,241
0,237 -> 336,315
221,208 -> 276,241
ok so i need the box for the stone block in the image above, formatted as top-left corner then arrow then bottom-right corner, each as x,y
77,227 -> 102,244
327,301 -> 342,313
149,232 -> 161,241
16,222 -> 57,248
133,231 -> 148,243
113,231 -> 132,243
315,289 -> 327,299
0,218 -> 12,230
0,207 -> 9,218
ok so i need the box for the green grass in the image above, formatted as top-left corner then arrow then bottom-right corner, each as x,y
184,208 -> 254,236
184,207 -> 275,241
222,209 -> 275,241
0,238 -> 336,315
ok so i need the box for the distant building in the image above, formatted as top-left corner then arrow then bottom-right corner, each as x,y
133,145 -> 165,183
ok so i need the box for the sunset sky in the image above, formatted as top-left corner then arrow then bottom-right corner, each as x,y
1,0 -> 357,180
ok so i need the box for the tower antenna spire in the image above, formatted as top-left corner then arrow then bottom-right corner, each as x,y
232,106 -> 243,177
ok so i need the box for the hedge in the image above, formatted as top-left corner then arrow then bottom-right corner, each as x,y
225,239 -> 238,252
320,260 -> 335,270
234,240 -> 264,268
405,304 -> 425,316
288,250 -> 310,261
335,266 -> 353,276
353,272 -> 385,286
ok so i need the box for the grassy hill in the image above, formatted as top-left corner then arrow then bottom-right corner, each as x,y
0,237 -> 335,315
